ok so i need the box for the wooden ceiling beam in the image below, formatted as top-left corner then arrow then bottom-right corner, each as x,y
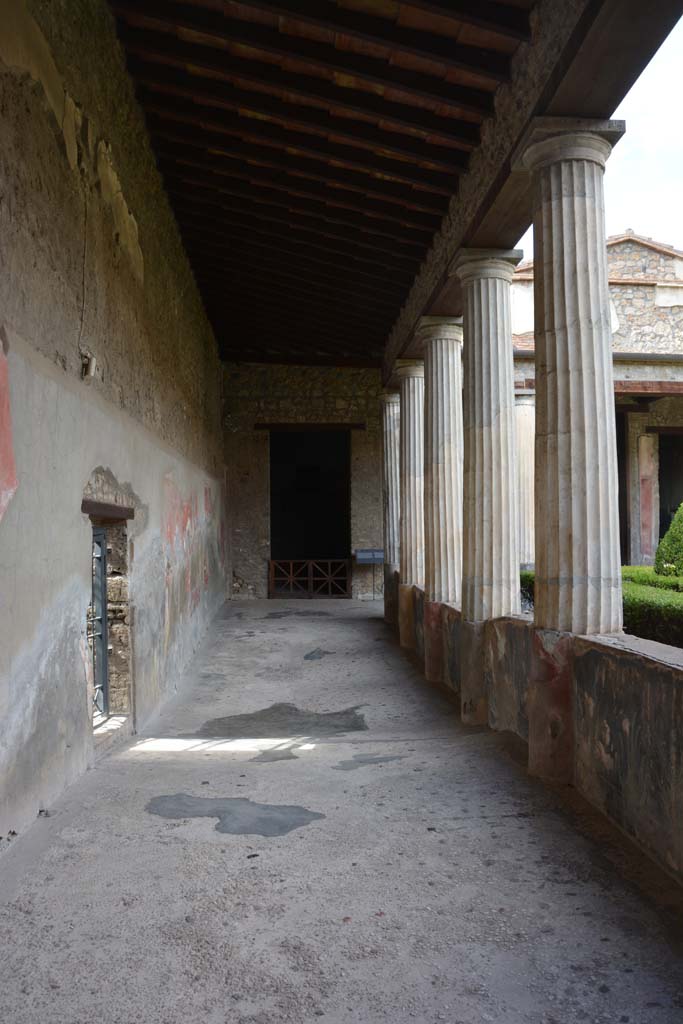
157,154 -> 440,232
211,305 -> 385,349
171,197 -> 422,262
198,284 -> 394,331
194,263 -> 400,317
165,172 -> 430,246
192,250 -> 405,301
181,227 -> 413,285
131,63 -> 466,173
159,154 -> 438,234
174,220 -> 413,290
170,188 -> 424,252
154,134 -> 446,218
227,0 -> 510,82
113,0 -> 495,116
144,100 -> 456,194
402,1 -> 531,42
122,28 -> 480,149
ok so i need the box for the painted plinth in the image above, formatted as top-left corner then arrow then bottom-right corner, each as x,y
381,391 -> 400,625
453,249 -> 522,722
421,317 -> 464,683
521,122 -> 624,635
397,363 -> 425,649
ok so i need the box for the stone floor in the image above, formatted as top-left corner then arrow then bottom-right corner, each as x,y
2,600 -> 683,1024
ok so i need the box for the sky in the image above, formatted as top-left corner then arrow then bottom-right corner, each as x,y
517,15 -> 683,259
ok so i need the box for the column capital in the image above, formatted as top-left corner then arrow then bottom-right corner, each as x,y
512,116 -> 625,173
380,389 -> 400,405
395,359 -> 424,380
415,316 -> 463,347
451,248 -> 522,285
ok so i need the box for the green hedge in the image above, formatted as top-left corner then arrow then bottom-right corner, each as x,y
519,569 -> 683,648
621,565 -> 683,592
622,582 -> 683,648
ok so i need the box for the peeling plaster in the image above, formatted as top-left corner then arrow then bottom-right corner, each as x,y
0,0 -> 144,283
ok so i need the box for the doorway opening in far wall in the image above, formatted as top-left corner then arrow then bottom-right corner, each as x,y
269,428 -> 351,597
82,499 -> 134,728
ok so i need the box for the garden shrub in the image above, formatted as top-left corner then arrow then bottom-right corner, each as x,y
520,569 -> 535,604
622,582 -> 683,648
654,501 -> 683,575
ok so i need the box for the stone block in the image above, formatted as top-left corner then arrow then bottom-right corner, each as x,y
398,583 -> 415,649
460,619 -> 486,725
383,565 -> 399,627
413,586 -> 425,666
485,617 -> 532,741
528,628 -> 574,783
424,599 -> 445,684
443,605 -> 462,696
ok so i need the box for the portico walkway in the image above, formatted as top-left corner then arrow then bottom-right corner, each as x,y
1,600 -> 682,1023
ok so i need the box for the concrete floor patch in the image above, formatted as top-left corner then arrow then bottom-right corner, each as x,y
303,648 -> 335,660
146,793 -> 325,836
194,701 -> 368,738
332,753 -> 407,771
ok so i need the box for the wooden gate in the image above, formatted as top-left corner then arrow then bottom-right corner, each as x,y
268,559 -> 351,598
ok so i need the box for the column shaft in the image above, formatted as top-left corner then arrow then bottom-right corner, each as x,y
525,131 -> 622,633
423,320 -> 464,606
455,252 -> 522,623
381,392 -> 400,625
515,393 -> 535,568
397,364 -> 424,648
381,393 -> 400,569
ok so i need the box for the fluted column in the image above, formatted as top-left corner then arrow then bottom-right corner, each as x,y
454,250 -> 522,622
422,318 -> 464,606
453,249 -> 521,723
381,390 -> 400,625
515,392 -> 535,568
521,125 -> 623,634
420,318 -> 464,683
397,362 -> 425,649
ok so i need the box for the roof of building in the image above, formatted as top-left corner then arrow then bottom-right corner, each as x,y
515,230 -> 683,277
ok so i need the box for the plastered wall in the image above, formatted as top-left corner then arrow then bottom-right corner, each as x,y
0,1 -> 227,840
224,363 -> 383,600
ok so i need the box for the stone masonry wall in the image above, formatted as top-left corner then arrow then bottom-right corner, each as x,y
224,364 -> 383,600
608,240 -> 683,354
0,1 -> 227,843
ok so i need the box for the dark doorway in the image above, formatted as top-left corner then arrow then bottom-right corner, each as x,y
269,429 -> 351,597
659,434 -> 683,538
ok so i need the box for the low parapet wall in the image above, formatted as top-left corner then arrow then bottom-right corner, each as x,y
395,584 -> 683,885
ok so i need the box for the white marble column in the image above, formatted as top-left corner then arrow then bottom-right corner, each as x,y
521,123 -> 623,634
515,392 -> 535,568
421,317 -> 464,608
453,250 -> 522,623
381,390 -> 400,624
397,362 -> 425,648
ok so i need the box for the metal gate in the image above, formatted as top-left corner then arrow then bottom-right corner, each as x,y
268,559 -> 351,598
91,527 -> 109,718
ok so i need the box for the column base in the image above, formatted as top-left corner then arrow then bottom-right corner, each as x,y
383,564 -> 399,627
528,629 -> 574,783
460,619 -> 487,725
398,584 -> 416,649
424,600 -> 446,684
